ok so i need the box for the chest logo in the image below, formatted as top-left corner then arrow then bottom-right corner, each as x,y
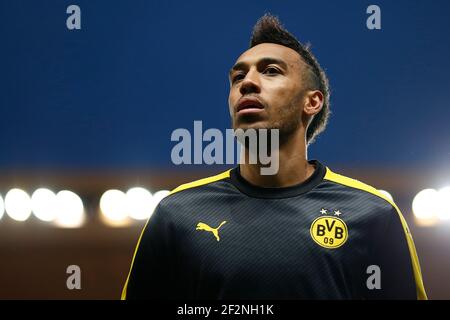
310,209 -> 348,249
196,221 -> 227,241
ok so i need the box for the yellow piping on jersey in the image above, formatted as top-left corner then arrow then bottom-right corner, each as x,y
121,169 -> 231,300
324,166 -> 428,300
170,170 -> 231,195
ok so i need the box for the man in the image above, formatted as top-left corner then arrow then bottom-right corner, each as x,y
122,14 -> 426,299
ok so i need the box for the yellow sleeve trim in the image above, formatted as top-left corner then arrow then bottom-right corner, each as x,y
170,169 -> 232,195
120,169 -> 231,300
324,167 -> 427,300
121,218 -> 149,300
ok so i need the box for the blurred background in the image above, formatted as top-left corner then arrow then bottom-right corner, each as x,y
0,0 -> 449,299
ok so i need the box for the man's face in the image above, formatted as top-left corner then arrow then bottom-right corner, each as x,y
228,43 -> 307,135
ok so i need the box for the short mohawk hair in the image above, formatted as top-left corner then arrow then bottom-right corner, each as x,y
250,14 -> 330,145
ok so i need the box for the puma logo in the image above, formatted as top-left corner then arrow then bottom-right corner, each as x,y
196,221 -> 227,241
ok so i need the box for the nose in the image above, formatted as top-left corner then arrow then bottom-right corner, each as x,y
239,69 -> 261,96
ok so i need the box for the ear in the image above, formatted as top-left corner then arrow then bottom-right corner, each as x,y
303,90 -> 324,118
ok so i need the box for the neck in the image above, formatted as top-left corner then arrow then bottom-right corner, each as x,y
239,128 -> 315,188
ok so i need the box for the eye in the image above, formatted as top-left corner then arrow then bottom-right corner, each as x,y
263,66 -> 281,75
231,73 -> 245,83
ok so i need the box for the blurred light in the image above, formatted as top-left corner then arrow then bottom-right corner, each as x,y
412,189 -> 439,221
5,189 -> 32,221
437,186 -> 450,220
100,190 -> 129,225
150,190 -> 170,212
126,187 -> 153,220
153,190 -> 170,201
53,190 -> 85,228
0,194 -> 4,220
31,188 -> 58,221
378,189 -> 393,201
145,190 -> 170,220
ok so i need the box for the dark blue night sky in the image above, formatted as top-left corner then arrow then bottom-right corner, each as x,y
1,0 -> 449,170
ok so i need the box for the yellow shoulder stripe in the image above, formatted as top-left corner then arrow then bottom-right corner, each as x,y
324,167 -> 394,205
324,166 -> 427,300
170,169 -> 231,195
120,169 -> 231,300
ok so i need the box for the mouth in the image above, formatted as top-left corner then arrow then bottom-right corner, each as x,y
236,97 -> 265,115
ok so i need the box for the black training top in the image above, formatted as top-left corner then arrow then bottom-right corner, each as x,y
122,160 -> 426,300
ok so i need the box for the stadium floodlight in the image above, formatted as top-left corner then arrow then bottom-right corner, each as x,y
0,194 -> 4,220
5,188 -> 32,221
100,189 -> 128,222
412,189 -> 439,221
437,186 -> 450,221
145,190 -> 171,220
153,190 -> 170,201
378,189 -> 393,201
53,190 -> 85,228
31,188 -> 58,222
126,187 -> 153,220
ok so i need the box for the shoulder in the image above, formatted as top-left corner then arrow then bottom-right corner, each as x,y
156,169 -> 232,209
322,166 -> 401,217
148,169 -> 233,227
322,166 -> 414,238
169,169 -> 232,195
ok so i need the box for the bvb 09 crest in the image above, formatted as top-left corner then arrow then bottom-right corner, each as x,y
310,209 -> 348,249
